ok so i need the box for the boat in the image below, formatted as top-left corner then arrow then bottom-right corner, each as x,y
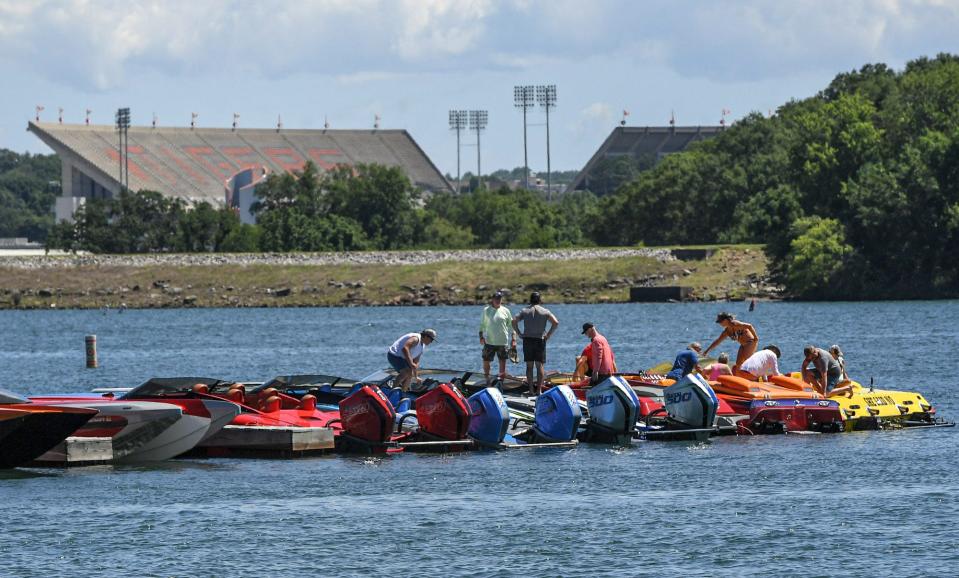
28,396 -> 203,463
119,378 -> 242,442
713,375 -> 843,434
0,389 -> 99,468
771,375 -> 954,431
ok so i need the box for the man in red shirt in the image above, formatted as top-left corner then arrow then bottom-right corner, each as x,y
582,322 -> 616,385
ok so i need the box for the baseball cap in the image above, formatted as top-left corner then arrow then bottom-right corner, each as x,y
581,322 -> 595,335
421,328 -> 438,341
492,291 -> 503,299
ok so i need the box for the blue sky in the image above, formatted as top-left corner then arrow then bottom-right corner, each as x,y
2,0 -> 959,175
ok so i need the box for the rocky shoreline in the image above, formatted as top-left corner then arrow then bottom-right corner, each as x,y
0,246 -> 778,309
0,247 -> 676,270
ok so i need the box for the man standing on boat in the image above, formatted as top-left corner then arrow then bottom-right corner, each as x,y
582,322 -> 616,386
387,329 -> 437,391
512,292 -> 559,395
479,291 -> 515,387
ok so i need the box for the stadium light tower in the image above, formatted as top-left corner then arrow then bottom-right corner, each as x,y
536,84 -> 557,201
115,107 -> 131,191
514,85 -> 535,190
449,110 -> 468,193
469,110 -> 488,190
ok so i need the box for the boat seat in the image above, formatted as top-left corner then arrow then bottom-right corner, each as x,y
769,375 -> 819,394
225,389 -> 244,404
192,383 -> 209,394
262,395 -> 281,413
299,394 -> 317,411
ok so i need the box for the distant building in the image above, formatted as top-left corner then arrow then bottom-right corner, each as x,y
566,125 -> 723,193
28,122 -> 452,223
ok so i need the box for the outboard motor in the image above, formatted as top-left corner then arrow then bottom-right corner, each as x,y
584,376 -> 640,444
339,385 -> 396,444
467,387 -> 510,446
414,383 -> 471,441
663,374 -> 718,431
533,384 -> 582,443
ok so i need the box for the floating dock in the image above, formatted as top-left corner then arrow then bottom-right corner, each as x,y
33,437 -> 114,466
193,425 -> 336,458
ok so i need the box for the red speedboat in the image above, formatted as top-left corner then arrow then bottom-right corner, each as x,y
0,389 -> 98,468
712,375 -> 843,434
118,378 -> 241,442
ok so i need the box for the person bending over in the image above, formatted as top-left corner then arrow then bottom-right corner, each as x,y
387,329 -> 437,391
801,345 -> 842,395
703,312 -> 758,372
737,345 -> 782,380
665,343 -> 704,382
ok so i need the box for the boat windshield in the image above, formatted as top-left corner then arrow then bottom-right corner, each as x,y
360,368 -> 473,387
258,374 -> 355,393
122,377 -> 230,398
0,388 -> 29,404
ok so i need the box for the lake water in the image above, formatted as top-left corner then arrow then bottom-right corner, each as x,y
1,302 -> 957,576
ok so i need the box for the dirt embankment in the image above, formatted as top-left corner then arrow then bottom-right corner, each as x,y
0,246 -> 777,309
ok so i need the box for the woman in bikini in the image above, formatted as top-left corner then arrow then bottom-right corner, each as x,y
703,312 -> 758,372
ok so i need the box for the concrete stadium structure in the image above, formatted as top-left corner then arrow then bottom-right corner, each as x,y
28,121 -> 452,222
566,125 -> 723,193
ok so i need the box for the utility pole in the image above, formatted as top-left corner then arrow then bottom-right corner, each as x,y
514,85 -> 534,189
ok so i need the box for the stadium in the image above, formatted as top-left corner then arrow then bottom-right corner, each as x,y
27,121 -> 452,223
566,125 -> 723,193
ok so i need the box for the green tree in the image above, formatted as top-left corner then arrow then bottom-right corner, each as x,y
782,217 -> 852,298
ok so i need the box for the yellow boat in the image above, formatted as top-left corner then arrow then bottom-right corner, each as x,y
774,375 -> 939,430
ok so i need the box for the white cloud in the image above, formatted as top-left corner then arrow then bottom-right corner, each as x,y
3,0 -> 959,93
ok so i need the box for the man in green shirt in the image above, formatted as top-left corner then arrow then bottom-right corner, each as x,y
479,291 -> 515,386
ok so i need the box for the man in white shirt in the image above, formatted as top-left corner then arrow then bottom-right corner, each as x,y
736,345 -> 782,380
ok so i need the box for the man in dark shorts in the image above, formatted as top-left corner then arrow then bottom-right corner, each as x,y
512,292 -> 559,395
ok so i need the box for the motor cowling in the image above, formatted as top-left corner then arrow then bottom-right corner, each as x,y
339,385 -> 396,444
415,383 -> 472,441
586,376 -> 640,436
467,387 -> 510,445
663,374 -> 718,429
533,384 -> 582,442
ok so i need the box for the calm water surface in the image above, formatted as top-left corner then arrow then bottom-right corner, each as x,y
1,302 -> 957,576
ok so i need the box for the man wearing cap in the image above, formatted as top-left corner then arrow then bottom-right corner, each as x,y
665,343 -> 704,382
479,292 -> 515,386
512,292 -> 559,395
582,322 -> 616,386
387,328 -> 437,391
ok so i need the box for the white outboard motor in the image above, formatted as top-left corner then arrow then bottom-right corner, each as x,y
663,374 -> 718,430
585,376 -> 640,443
